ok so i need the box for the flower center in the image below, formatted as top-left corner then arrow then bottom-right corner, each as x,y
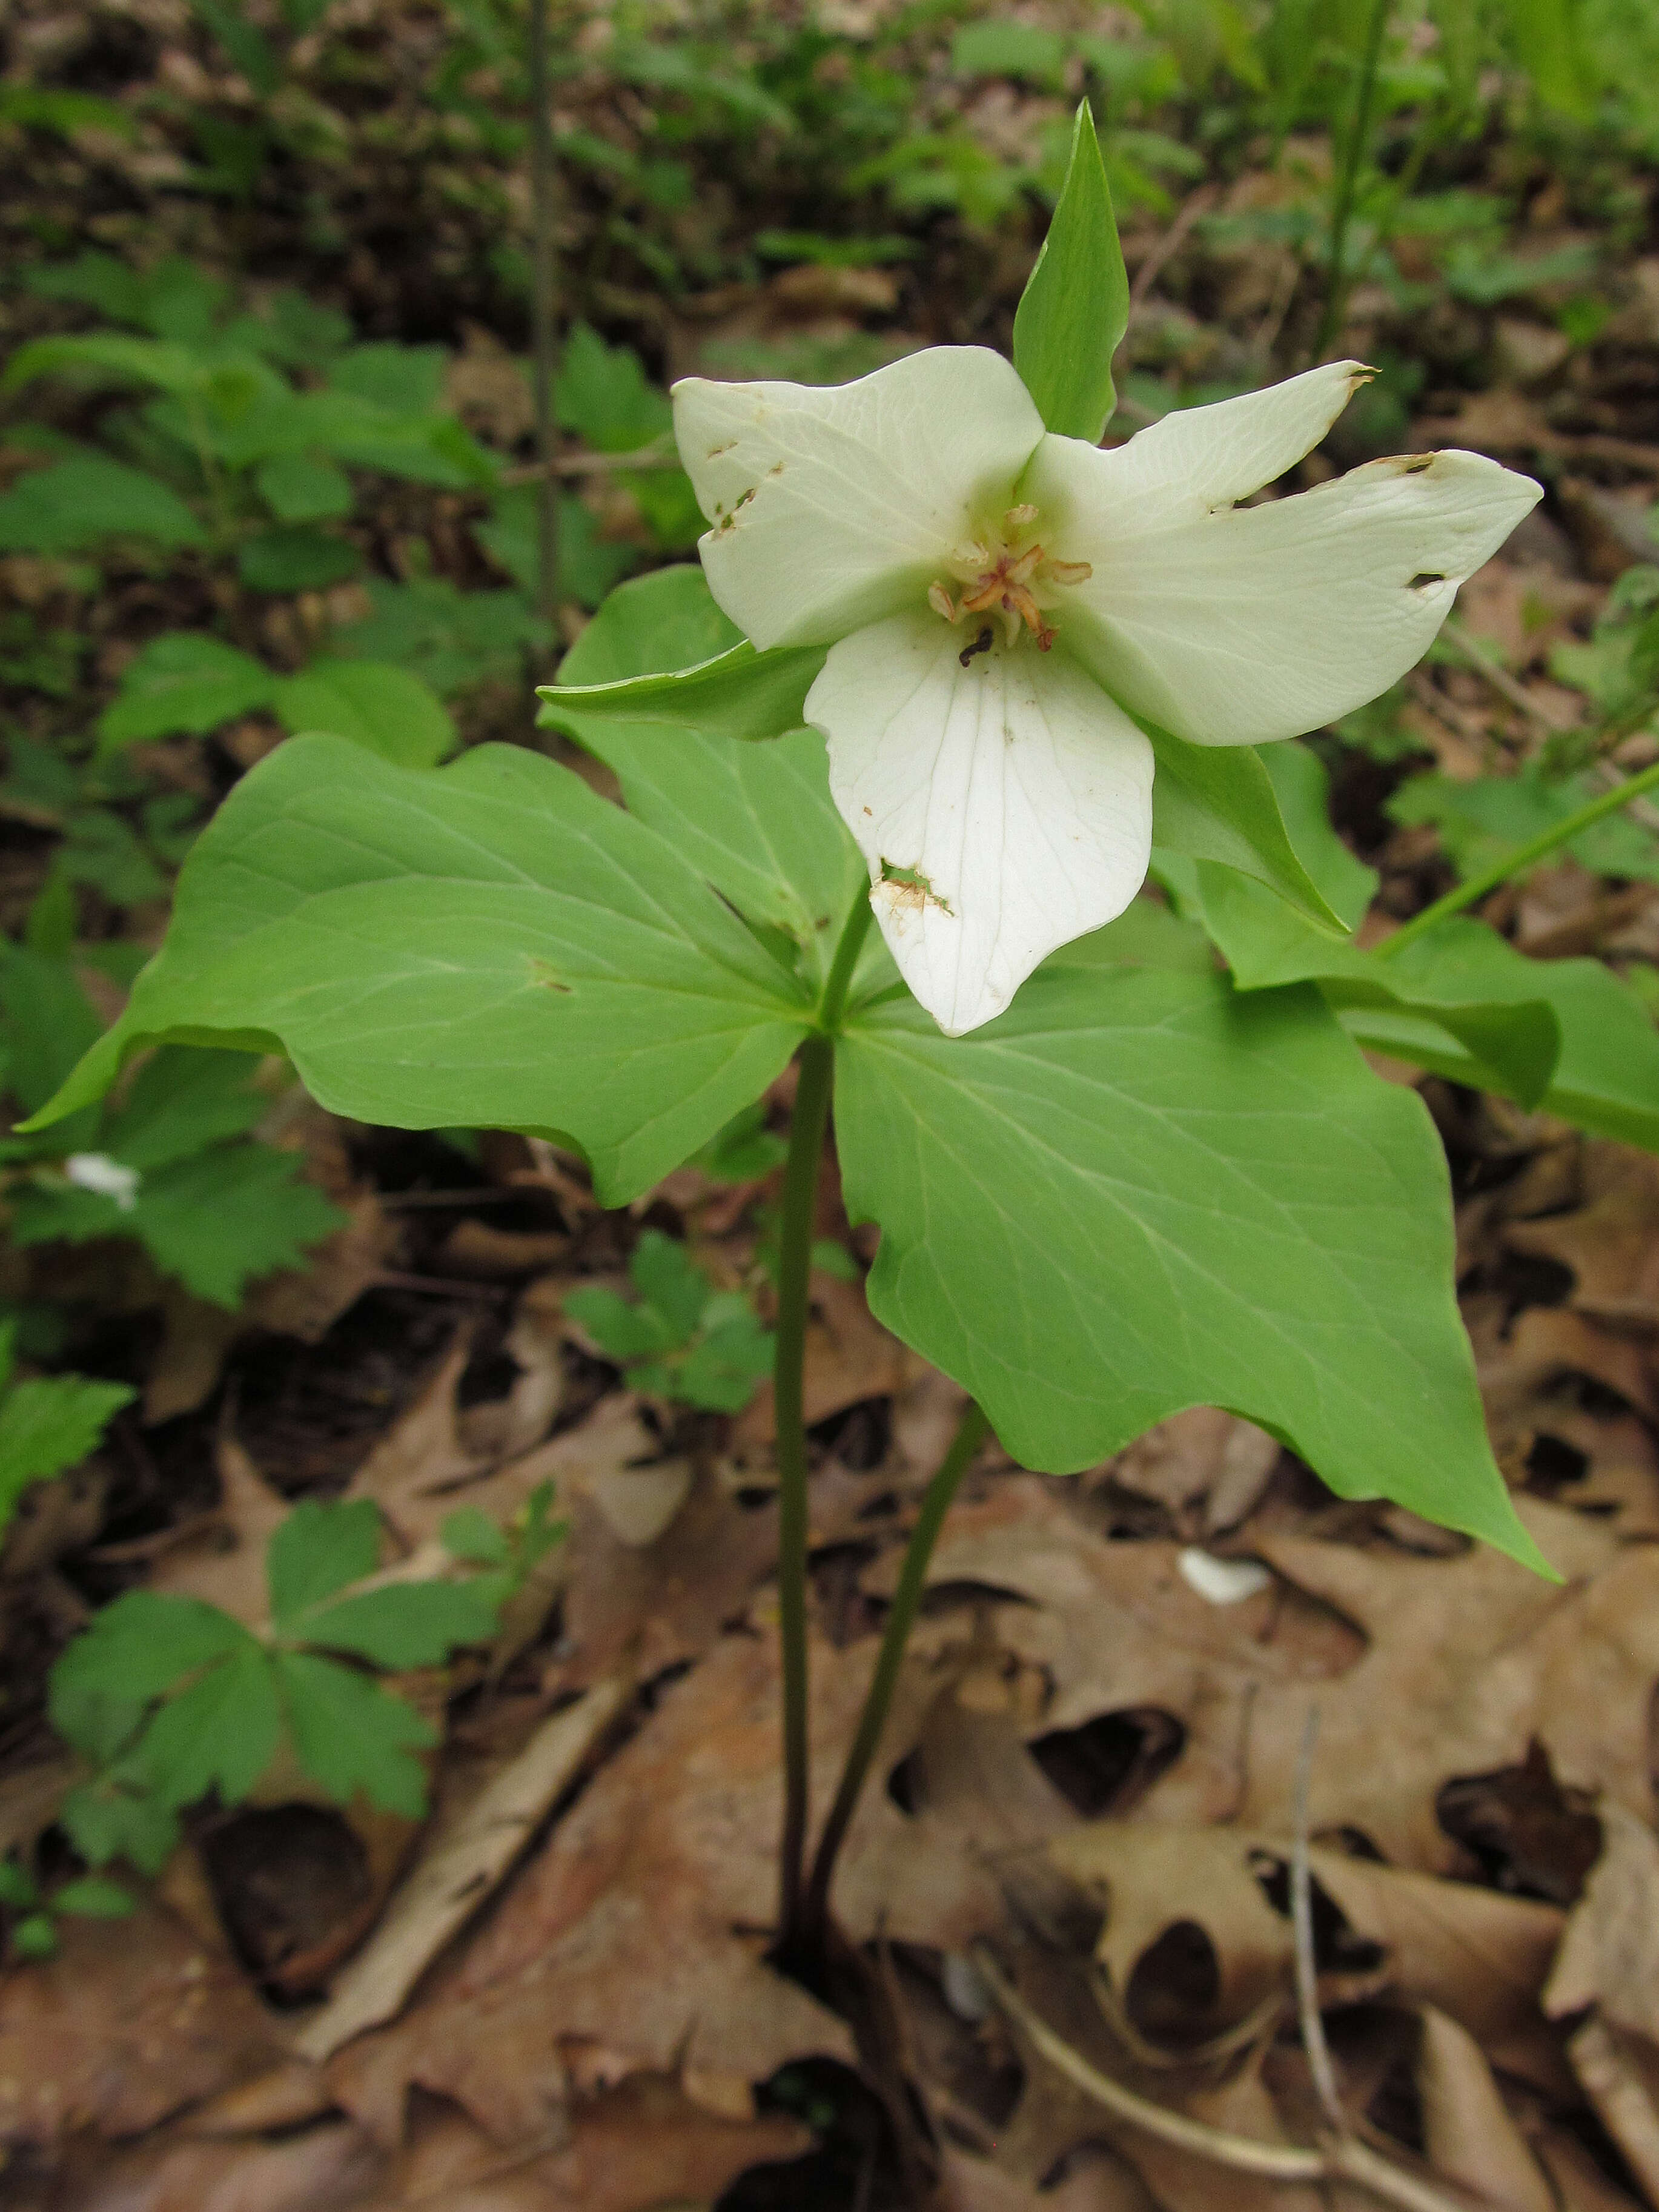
927,505 -> 1092,660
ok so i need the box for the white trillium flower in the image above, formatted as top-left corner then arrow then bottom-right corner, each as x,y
671,348 -> 1541,1036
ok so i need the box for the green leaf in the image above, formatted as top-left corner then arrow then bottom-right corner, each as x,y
692,1102 -> 788,1183
237,526 -> 361,594
474,487 -> 640,610
556,323 -> 672,454
58,1777 -> 179,1875
1192,872 -> 1659,1148
1012,102 -> 1129,444
2,333 -> 205,401
13,1144 -> 344,1308
952,21 -> 1068,84
51,1876 -> 134,1919
539,639 -> 826,750
274,1651 -> 435,1815
1260,743 -> 1378,930
328,343 -> 447,417
0,1373 -> 134,1535
543,572 -> 859,982
324,575 -> 547,697
0,947 -> 103,1121
254,452 -> 354,524
23,737 -> 813,1207
562,1283 -> 681,1362
554,566 -> 741,682
0,458 -> 205,556
12,1914 -> 57,1958
439,1505 -> 510,1566
275,661 -> 456,769
267,1496 -> 382,1627
629,1228 -> 710,1339
22,251 -> 146,325
0,1856 -> 38,1908
836,964 -> 1544,1568
139,1645 -> 282,1807
96,634 -> 277,749
676,1308 -> 773,1412
1148,725 -> 1350,933
1389,766 -> 1659,887
51,1590 -> 252,1710
299,1578 -> 499,1666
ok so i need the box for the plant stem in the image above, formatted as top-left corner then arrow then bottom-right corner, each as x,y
1311,0 -> 1391,365
801,1399 -> 989,1940
1378,755 -> 1659,958
773,888 -> 876,1939
526,0 -> 559,626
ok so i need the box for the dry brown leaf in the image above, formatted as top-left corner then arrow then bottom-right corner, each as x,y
1534,2123 -> 1649,2211
147,1432 -> 289,1624
1504,1147 -> 1659,1332
1414,2004 -> 1554,2212
942,2141 -> 1159,2211
296,1676 -> 628,2062
1108,1409 -> 1280,1533
1566,2017 -> 1659,2205
66,2117 -> 382,2212
325,1625 -> 867,2148
733,1270 -> 907,1449
0,1904 -> 282,2147
1545,1800 -> 1659,2041
371,2075 -> 809,2211
345,1329 -> 485,1540
245,1193 -> 400,1345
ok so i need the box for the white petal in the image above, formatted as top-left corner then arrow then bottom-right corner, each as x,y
1053,360 -> 1373,528
809,613 -> 1154,1036
1027,443 -> 1542,746
672,349 -> 1047,651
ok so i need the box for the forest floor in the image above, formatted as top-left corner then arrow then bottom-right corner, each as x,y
3,2 -> 1659,2208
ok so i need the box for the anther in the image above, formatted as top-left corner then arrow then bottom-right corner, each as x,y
1005,503 -> 1038,528
928,581 -> 958,622
1046,559 -> 1093,586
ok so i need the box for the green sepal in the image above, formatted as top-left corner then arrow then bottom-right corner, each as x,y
1012,101 -> 1130,443
1147,724 -> 1350,935
537,639 -> 827,750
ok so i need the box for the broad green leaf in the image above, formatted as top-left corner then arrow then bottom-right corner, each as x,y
276,661 -> 456,768
836,964 -> 1543,1567
300,1578 -> 499,1666
556,323 -> 672,454
2,333 -> 205,400
324,575 -> 547,697
1012,101 -> 1129,443
22,251 -> 145,326
238,526 -> 362,594
545,572 -> 859,981
255,452 -> 354,523
0,1374 -> 135,1535
438,1506 -> 510,1566
139,1646 -> 282,1807
0,458 -> 205,556
474,486 -> 639,609
1193,871 -> 1659,1148
96,633 -> 276,749
51,1591 -> 253,1712
267,1497 -> 382,1627
952,21 -> 1068,84
328,343 -> 447,417
22,737 -> 813,1205
1146,724 -> 1349,933
274,1651 -> 435,1815
676,1308 -> 773,1412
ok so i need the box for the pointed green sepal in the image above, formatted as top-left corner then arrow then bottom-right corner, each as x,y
1012,100 -> 1130,443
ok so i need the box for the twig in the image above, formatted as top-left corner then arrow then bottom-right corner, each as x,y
1291,1705 -> 1344,2134
1311,0 -> 1391,363
969,1944 -> 1500,2212
1129,184 -> 1218,314
1439,617 -> 1570,740
500,440 -> 683,486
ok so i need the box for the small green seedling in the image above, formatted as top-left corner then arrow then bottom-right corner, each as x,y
564,1230 -> 774,1414
50,1493 -> 558,1873
0,1853 -> 133,1961
0,1318 -> 133,1544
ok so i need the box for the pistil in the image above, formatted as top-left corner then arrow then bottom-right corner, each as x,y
928,506 -> 1091,654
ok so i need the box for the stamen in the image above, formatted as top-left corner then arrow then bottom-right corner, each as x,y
1046,558 -> 1093,585
927,508 -> 1085,649
1005,503 -> 1039,529
928,581 -> 958,623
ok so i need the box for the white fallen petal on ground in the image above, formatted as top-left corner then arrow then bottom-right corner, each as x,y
810,612 -> 1154,1036
1177,1547 -> 1273,1605
1032,445 -> 1543,747
673,348 -> 1046,651
64,1153 -> 141,1211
